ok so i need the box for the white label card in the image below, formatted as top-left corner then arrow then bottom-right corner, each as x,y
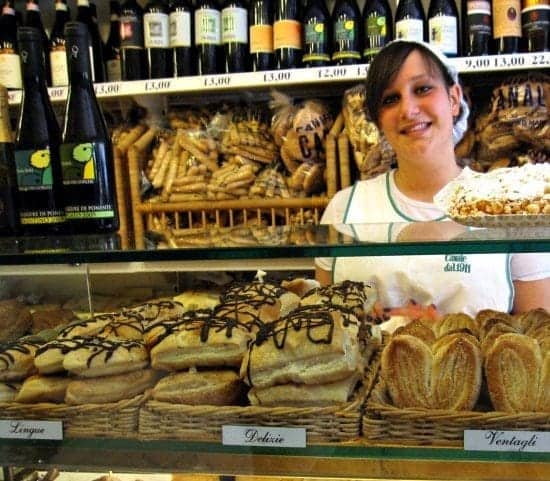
0,420 -> 63,440
222,425 -> 306,448
464,430 -> 550,453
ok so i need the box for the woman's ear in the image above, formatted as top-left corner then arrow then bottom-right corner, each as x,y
449,84 -> 462,117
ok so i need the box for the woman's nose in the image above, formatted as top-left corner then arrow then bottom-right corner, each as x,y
399,93 -> 420,118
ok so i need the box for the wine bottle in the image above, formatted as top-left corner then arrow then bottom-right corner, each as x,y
522,0 -> 549,52
395,0 -> 427,42
493,0 -> 522,52
24,0 -> 52,86
249,0 -> 274,70
0,84 -> 18,235
76,0 -> 107,83
362,0 -> 393,62
222,0 -> 249,72
49,0 -> 70,87
332,0 -> 362,64
274,0 -> 302,68
0,0 -> 22,90
60,21 -> 119,234
427,0 -> 459,56
170,0 -> 195,76
302,0 -> 331,67
120,0 -> 147,80
105,1 -> 122,81
144,0 -> 172,78
462,0 -> 493,55
15,27 -> 66,235
195,0 -> 222,74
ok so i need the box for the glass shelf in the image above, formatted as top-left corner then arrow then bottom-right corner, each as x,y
0,221 -> 548,266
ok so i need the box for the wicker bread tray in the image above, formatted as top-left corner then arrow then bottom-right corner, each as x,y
364,376 -> 550,447
0,394 -> 145,439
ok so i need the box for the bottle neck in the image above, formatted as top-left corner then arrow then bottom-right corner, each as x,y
20,43 -> 47,86
67,40 -> 94,84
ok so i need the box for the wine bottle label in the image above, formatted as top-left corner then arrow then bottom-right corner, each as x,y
144,12 -> 170,48
195,8 -> 221,45
428,15 -> 458,55
25,2 -> 40,12
50,49 -> 69,87
77,0 -> 90,6
364,16 -> 388,57
303,22 -> 330,61
170,10 -> 192,47
250,24 -> 273,53
120,13 -> 145,49
466,0 -> 492,35
60,141 -> 116,220
395,19 -> 424,42
522,5 -> 550,35
2,6 -> 15,15
273,19 -> 302,50
493,0 -> 522,37
222,7 -> 248,45
333,20 -> 361,60
106,58 -> 122,81
0,52 -> 22,89
55,2 -> 68,11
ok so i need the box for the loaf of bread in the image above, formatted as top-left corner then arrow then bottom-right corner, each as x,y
15,375 -> 71,403
485,333 -> 542,412
241,305 -> 362,389
152,369 -> 244,405
0,299 -> 32,343
62,338 -> 149,377
65,368 -> 162,404
150,313 -> 252,371
248,372 -> 361,406
0,340 -> 41,381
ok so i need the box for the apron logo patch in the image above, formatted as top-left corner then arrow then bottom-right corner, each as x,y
444,254 -> 471,274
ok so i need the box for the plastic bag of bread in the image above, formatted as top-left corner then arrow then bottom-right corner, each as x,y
473,73 -> 549,171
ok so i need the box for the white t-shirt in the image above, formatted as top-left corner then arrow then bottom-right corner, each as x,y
316,170 -> 550,315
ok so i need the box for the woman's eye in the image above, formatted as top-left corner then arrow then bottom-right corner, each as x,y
381,94 -> 398,106
416,85 -> 433,94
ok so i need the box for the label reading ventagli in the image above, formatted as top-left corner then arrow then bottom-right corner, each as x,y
222,425 -> 306,448
464,430 -> 550,452
0,420 -> 63,440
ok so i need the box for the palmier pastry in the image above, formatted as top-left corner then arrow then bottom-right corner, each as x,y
393,320 -> 436,346
299,280 -> 378,321
150,313 -> 252,371
433,312 -> 478,338
519,308 -> 550,333
152,369 -> 244,405
0,299 -> 32,343
241,305 -> 362,389
124,299 -> 185,325
65,368 -> 162,405
485,333 -> 542,412
15,375 -> 71,403
34,337 -> 88,374
143,309 -> 212,348
62,338 -> 149,378
0,340 -> 41,381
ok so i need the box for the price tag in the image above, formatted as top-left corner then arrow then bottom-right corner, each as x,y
222,425 -> 306,448
203,75 -> 232,88
48,87 -> 67,100
144,79 -> 173,92
317,66 -> 348,80
94,82 -> 122,96
262,71 -> 292,83
0,420 -> 63,440
528,52 -> 550,67
464,430 -> 550,453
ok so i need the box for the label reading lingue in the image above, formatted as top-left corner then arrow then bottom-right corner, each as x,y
195,8 -> 221,45
60,141 -> 115,219
0,420 -> 63,440
144,12 -> 170,48
170,10 -> 192,47
222,425 -> 306,447
464,430 -> 550,452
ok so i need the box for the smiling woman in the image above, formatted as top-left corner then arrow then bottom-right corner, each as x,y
315,40 -> 550,315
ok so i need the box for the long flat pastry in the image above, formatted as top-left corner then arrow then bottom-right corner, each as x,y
0,340 -> 42,381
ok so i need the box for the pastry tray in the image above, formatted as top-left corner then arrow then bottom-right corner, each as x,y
449,213 -> 550,228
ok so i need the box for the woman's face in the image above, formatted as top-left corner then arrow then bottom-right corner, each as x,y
377,50 -> 461,163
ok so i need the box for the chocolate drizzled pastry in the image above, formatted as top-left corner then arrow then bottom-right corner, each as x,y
0,340 -> 42,381
150,312 -> 252,371
95,312 -> 146,341
61,337 -> 149,378
124,299 -> 185,324
143,309 -> 213,348
35,337 -> 88,374
241,305 -> 363,389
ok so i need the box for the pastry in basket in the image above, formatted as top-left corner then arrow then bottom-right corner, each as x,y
34,337 -> 88,374
280,277 -> 320,298
485,333 -> 547,412
151,368 -> 244,405
150,313 -> 252,371
15,374 -> 72,403
393,319 -> 436,345
520,308 -> 550,338
143,309 -> 212,348
56,316 -> 113,339
241,305 -> 363,390
380,332 -> 482,410
172,290 -> 221,312
432,312 -> 479,338
0,340 -> 42,381
299,280 -> 378,322
0,382 -> 20,402
65,368 -> 162,405
62,338 -> 149,378
0,299 -> 32,343
247,371 -> 362,406
95,312 -> 146,341
124,299 -> 186,325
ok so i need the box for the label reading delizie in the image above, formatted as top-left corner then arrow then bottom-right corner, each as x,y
222,425 -> 306,448
464,430 -> 550,452
0,420 -> 63,440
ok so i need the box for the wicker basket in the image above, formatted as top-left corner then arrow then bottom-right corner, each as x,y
0,394 -> 145,439
364,375 -> 550,447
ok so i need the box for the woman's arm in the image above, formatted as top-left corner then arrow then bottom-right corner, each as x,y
315,265 -> 332,286
513,277 -> 550,314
